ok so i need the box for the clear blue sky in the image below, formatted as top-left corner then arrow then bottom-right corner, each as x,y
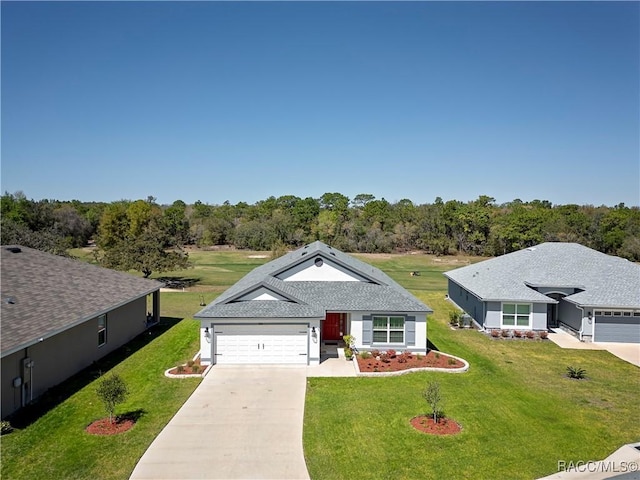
2,1 -> 639,207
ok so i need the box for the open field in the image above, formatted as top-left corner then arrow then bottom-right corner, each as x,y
3,249 -> 638,480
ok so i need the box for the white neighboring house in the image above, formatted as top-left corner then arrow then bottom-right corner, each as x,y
444,242 -> 640,343
195,241 -> 432,365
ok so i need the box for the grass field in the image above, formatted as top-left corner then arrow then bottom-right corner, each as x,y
3,249 -> 638,480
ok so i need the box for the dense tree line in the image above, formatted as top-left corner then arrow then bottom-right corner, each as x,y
2,192 -> 639,268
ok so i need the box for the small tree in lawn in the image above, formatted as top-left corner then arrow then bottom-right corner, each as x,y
96,374 -> 129,424
423,381 -> 443,424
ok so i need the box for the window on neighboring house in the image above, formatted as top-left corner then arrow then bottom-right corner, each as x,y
502,303 -> 531,328
372,316 -> 405,344
98,314 -> 107,347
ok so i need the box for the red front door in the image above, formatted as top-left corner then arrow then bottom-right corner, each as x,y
323,313 -> 342,341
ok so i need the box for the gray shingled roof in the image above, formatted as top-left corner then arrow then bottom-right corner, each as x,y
444,242 -> 640,308
1,245 -> 162,357
195,241 -> 431,319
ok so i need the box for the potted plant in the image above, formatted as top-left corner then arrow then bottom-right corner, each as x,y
344,347 -> 353,361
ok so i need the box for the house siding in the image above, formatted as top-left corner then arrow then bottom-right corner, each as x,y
349,311 -> 427,353
558,300 -> 583,332
1,297 -> 148,419
447,280 -> 486,326
484,302 -> 547,330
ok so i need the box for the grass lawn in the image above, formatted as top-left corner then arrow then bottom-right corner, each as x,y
3,249 -> 638,480
304,289 -> 640,479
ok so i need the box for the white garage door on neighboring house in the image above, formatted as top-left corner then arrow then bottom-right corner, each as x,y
213,324 -> 309,364
593,313 -> 640,343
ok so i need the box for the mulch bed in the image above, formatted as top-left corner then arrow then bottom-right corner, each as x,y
168,357 -> 205,375
356,350 -> 464,372
85,417 -> 135,436
411,415 -> 462,435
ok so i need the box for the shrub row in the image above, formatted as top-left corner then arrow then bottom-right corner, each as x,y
489,329 -> 548,340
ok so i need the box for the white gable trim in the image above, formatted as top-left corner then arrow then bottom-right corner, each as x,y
235,286 -> 291,302
277,255 -> 371,282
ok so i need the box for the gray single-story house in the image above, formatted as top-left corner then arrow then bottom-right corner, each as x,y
195,241 -> 432,365
1,245 -> 162,418
444,242 -> 640,343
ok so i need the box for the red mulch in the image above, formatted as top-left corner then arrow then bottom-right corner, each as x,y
356,350 -> 463,372
168,357 -> 205,375
411,415 -> 461,435
85,417 -> 135,436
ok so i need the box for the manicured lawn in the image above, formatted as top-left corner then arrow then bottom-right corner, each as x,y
3,249 -> 638,480
303,292 -> 640,480
1,294 -> 203,480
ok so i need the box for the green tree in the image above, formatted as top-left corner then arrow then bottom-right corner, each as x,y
96,374 -> 129,424
423,381 -> 443,424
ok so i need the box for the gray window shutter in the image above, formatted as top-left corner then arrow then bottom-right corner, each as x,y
406,316 -> 416,345
362,315 -> 372,344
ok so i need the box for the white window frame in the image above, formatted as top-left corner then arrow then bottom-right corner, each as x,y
372,315 -> 405,344
501,303 -> 532,329
98,314 -> 107,347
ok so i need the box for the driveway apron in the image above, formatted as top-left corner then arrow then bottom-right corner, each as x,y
130,366 -> 311,480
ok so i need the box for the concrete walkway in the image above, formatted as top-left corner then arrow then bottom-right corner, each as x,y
547,328 -> 640,367
130,366 -> 310,480
538,442 -> 640,479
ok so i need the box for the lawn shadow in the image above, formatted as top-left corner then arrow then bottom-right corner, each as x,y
156,277 -> 201,289
427,338 -> 440,352
118,408 -> 146,423
7,317 -> 183,430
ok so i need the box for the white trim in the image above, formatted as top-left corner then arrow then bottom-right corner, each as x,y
372,315 -> 405,344
500,302 -> 532,329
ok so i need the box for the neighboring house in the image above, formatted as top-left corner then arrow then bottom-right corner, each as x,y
1,245 -> 161,418
444,242 -> 640,343
195,241 -> 432,365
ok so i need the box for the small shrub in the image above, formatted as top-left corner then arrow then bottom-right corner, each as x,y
513,330 -> 522,338
447,357 -> 457,366
491,329 -> 500,338
96,373 -> 129,424
359,351 -> 371,360
176,365 -> 185,374
416,353 -> 423,360
501,329 -> 510,338
186,360 -> 195,368
343,334 -> 355,348
539,331 -> 548,340
434,352 -> 440,359
344,348 -> 353,360
403,349 -> 412,357
423,381 -> 444,424
386,349 -> 397,358
191,365 -> 200,373
397,352 -> 408,363
525,330 -> 535,339
449,311 -> 460,325
371,349 -> 380,358
1,420 -> 13,435
567,366 -> 587,380
380,353 -> 391,363
458,316 -> 465,329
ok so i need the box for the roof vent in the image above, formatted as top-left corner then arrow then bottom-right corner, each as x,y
5,247 -> 21,253
4,297 -> 16,304
301,251 -> 307,256
526,247 -> 536,252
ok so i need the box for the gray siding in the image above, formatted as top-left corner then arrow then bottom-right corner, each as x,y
558,300 -> 583,332
532,303 -> 548,330
594,316 -> 640,343
1,297 -> 148,418
485,302 -> 502,329
448,280 -> 486,326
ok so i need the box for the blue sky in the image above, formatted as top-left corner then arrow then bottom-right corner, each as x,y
2,1 -> 638,207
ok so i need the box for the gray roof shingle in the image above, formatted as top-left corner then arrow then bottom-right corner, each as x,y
1,245 -> 162,356
444,242 -> 640,308
195,241 -> 431,319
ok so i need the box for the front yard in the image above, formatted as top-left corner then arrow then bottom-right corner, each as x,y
2,251 -> 638,479
304,292 -> 640,479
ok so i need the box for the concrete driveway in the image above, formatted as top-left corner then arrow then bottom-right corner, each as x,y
130,366 -> 310,480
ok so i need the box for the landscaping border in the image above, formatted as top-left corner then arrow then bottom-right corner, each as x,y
353,351 -> 469,377
164,354 -> 213,379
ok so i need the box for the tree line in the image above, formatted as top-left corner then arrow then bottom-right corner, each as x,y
2,191 -> 639,276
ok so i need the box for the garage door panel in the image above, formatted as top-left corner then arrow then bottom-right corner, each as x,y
214,324 -> 309,364
594,316 -> 640,343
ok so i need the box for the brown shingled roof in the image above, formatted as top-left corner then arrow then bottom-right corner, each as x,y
1,245 -> 161,357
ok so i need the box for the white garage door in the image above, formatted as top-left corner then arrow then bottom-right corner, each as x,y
213,324 -> 309,364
